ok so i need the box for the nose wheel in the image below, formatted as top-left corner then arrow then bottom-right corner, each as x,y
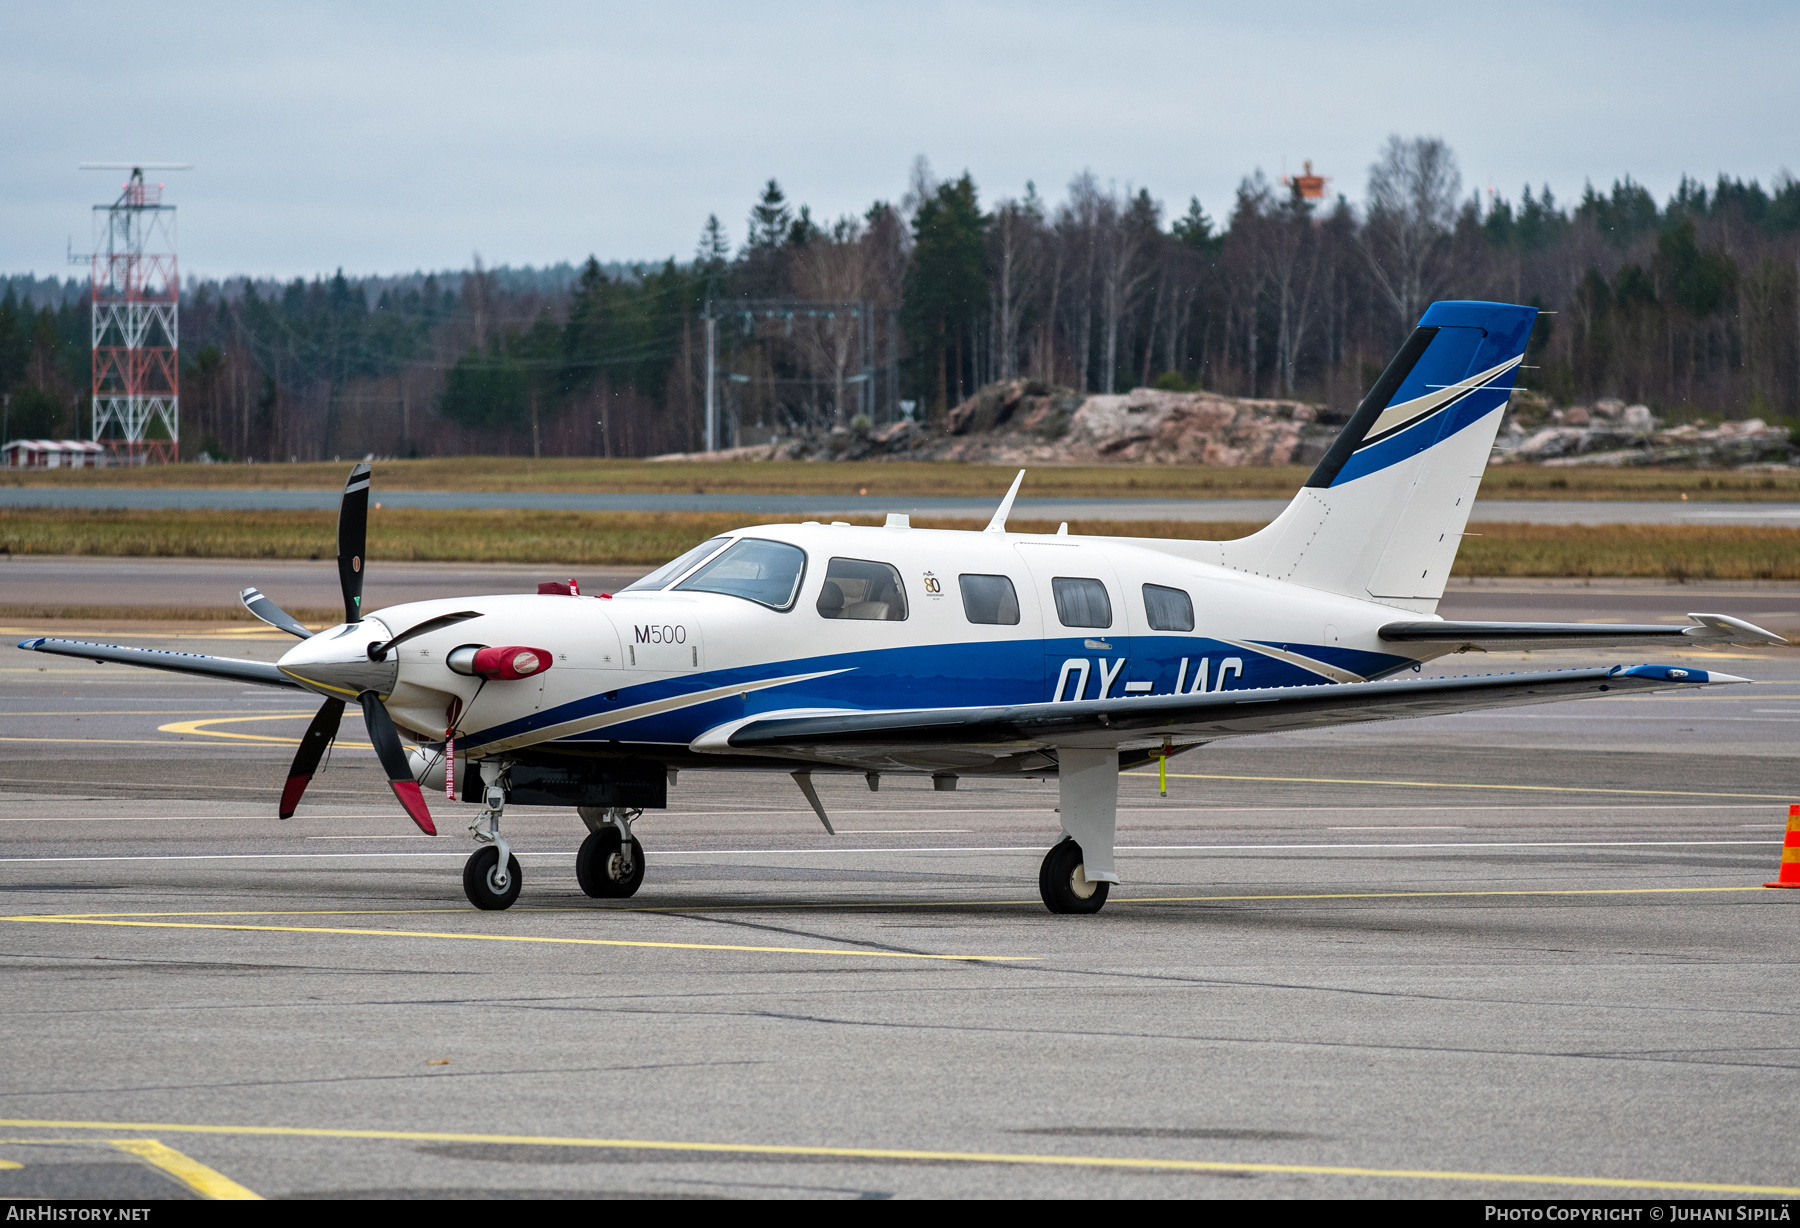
1039,837 -> 1109,914
577,827 -> 645,898
463,845 -> 522,910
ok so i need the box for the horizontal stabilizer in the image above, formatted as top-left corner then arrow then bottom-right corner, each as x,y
17,637 -> 301,689
1380,613 -> 1786,651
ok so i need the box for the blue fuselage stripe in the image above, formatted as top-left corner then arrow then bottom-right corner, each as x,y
458,636 -> 1417,752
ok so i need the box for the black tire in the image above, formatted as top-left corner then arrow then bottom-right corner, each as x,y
1038,837 -> 1109,915
576,828 -> 646,899
463,845 -> 522,910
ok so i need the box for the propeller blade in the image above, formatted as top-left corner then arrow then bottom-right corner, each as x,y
337,462 -> 372,625
367,610 -> 483,662
240,587 -> 314,640
279,698 -> 344,818
359,691 -> 436,835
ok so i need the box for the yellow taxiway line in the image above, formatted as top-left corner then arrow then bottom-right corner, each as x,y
158,713 -> 329,745
107,1139 -> 262,1199
0,914 -> 1032,963
10,885 -> 1776,926
0,1118 -> 1794,1195
1126,769 -> 1800,802
0,1137 -> 260,1199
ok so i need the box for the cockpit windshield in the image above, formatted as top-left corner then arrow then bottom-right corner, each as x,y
620,537 -> 731,593
675,538 -> 807,610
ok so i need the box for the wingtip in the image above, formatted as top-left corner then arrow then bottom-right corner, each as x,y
1614,663 -> 1752,685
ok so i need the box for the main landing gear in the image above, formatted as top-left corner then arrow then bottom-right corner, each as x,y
1039,838 -> 1109,914
1038,746 -> 1122,915
576,807 -> 645,898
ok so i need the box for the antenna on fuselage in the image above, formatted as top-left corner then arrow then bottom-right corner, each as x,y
985,469 -> 1026,533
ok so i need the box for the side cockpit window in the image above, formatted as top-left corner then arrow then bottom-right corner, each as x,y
959,574 -> 1019,625
817,558 -> 908,621
1052,577 -> 1112,629
676,538 -> 806,610
1143,583 -> 1195,632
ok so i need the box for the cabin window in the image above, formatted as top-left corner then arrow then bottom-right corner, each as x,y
1142,583 -> 1195,632
676,538 -> 806,610
817,558 -> 908,621
1052,577 -> 1112,629
959,574 -> 1019,625
621,537 -> 731,592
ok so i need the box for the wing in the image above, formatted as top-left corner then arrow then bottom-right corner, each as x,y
18,637 -> 301,690
707,664 -> 1745,768
1381,613 -> 1785,652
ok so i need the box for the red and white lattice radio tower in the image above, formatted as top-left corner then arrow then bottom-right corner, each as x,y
78,162 -> 190,464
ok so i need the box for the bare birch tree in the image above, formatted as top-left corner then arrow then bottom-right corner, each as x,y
1362,135 -> 1462,335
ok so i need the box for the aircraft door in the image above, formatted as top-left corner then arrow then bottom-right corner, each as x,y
1015,543 -> 1132,702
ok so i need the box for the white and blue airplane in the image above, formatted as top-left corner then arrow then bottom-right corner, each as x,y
20,301 -> 1785,913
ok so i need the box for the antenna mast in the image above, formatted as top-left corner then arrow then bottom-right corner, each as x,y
80,163 -> 190,464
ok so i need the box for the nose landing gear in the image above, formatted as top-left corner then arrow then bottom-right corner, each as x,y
577,807 -> 645,899
463,779 -> 521,910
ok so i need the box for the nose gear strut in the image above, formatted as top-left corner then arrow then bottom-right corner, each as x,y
463,766 -> 520,910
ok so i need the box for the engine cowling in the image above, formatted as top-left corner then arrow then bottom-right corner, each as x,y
447,645 -> 553,680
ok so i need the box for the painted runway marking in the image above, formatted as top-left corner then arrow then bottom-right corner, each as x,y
107,1139 -> 263,1200
0,838 -> 1780,865
0,1118 -> 1793,1195
159,714 -> 359,746
1128,770 -> 1800,802
11,885 -> 1775,923
0,837 -> 1783,866
0,1138 -> 260,1200
0,916 -> 1033,963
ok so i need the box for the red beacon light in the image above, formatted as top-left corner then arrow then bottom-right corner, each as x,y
448,645 -> 553,681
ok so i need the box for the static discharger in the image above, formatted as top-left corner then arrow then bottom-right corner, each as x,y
1765,804 -> 1800,889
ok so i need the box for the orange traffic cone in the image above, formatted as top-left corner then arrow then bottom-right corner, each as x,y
1766,804 -> 1800,889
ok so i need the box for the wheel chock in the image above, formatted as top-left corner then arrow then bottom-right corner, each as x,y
1765,804 -> 1800,889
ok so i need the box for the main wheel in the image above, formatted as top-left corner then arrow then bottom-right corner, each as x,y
463,845 -> 522,910
576,828 -> 645,899
1039,837 -> 1109,914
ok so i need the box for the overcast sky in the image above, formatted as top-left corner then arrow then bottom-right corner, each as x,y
4,1 -> 1796,282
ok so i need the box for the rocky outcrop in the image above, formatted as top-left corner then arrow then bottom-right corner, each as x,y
653,383 -> 1799,470
1492,398 -> 1797,468
650,380 -> 1339,466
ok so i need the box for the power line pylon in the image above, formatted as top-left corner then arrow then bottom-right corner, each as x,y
79,163 -> 190,465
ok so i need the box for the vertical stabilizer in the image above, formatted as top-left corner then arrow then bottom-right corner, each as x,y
1217,301 -> 1536,614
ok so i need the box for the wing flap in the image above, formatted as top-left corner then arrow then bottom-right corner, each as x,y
720,664 -> 1745,757
18,637 -> 301,690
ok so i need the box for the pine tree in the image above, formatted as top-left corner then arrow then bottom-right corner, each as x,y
747,180 -> 792,252
695,214 -> 731,276
902,173 -> 988,415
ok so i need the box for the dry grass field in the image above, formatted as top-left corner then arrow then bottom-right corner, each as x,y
5,457 -> 1800,501
3,507 -> 1798,581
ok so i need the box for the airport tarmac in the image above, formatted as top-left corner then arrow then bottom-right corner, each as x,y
0,604 -> 1797,1198
4,484 -> 1800,525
